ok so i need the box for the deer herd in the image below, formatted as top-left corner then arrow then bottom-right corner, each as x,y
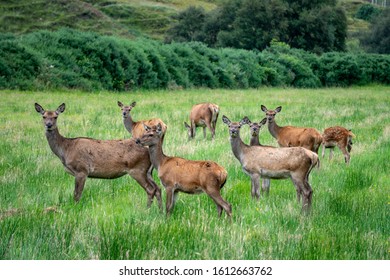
35,100 -> 355,218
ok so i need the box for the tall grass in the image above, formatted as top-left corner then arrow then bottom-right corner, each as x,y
0,86 -> 389,260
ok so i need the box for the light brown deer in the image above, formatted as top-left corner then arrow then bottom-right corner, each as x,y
223,115 -> 318,213
242,116 -> 271,197
261,105 -> 323,155
136,123 -> 231,218
322,126 -> 355,164
35,103 -> 162,208
117,101 -> 167,140
184,102 -> 219,140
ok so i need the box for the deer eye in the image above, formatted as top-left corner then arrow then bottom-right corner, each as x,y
43,116 -> 47,119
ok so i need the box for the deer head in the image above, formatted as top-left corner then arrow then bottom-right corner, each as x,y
117,101 -> 136,118
261,105 -> 282,123
136,123 -> 163,146
222,115 -> 247,138
35,103 -> 65,131
243,117 -> 267,137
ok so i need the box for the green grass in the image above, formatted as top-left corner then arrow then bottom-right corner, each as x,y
0,86 -> 389,260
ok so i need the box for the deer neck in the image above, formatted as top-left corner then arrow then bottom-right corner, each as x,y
45,128 -> 67,163
250,136 -> 260,146
147,140 -> 167,170
268,120 -> 282,139
230,134 -> 248,163
123,115 -> 135,134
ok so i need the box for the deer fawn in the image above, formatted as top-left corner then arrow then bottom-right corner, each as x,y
117,101 -> 167,140
136,123 -> 231,218
322,126 -> 355,164
242,116 -> 271,197
35,103 -> 162,208
261,105 -> 323,155
184,102 -> 219,140
223,115 -> 318,213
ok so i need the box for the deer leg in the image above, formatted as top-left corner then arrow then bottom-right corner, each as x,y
165,187 -> 175,216
130,172 -> 157,208
146,165 -> 162,210
203,127 -> 207,139
338,144 -> 350,164
291,176 -> 303,203
261,178 -> 270,196
250,174 -> 261,200
74,173 -> 87,202
329,147 -> 334,160
205,188 -> 231,218
301,181 -> 313,214
321,144 -> 326,158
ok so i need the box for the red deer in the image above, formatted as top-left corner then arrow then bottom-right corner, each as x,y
261,105 -> 323,155
117,101 -> 167,140
322,126 -> 355,164
184,102 -> 219,140
35,103 -> 162,208
136,123 -> 231,217
223,115 -> 318,213
242,116 -> 271,197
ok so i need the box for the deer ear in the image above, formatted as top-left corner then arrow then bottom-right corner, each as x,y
143,123 -> 151,131
117,101 -> 123,108
222,115 -> 231,125
56,103 -> 65,114
242,116 -> 251,125
261,105 -> 267,112
275,106 -> 282,113
156,123 -> 162,134
131,101 -> 136,107
260,118 -> 267,125
35,103 -> 45,115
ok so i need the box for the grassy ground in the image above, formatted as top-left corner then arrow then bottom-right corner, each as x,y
0,86 -> 389,260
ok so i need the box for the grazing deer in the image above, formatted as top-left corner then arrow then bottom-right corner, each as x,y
242,116 -> 271,196
322,126 -> 355,164
35,103 -> 162,209
117,101 -> 167,140
222,115 -> 318,213
261,105 -> 323,155
136,123 -> 231,218
184,102 -> 219,140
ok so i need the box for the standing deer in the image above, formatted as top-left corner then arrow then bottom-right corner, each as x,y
242,116 -> 271,197
261,105 -> 323,155
117,101 -> 167,140
322,126 -> 355,164
222,115 -> 318,213
35,103 -> 162,209
136,123 -> 231,218
184,102 -> 219,140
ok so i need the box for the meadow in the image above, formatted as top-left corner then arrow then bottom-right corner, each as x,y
0,86 -> 389,260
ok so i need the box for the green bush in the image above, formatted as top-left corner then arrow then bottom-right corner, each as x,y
355,4 -> 381,21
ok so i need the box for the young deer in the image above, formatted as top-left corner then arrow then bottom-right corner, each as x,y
261,105 -> 323,155
184,102 -> 219,140
322,126 -> 355,164
35,103 -> 162,208
117,101 -> 167,140
136,123 -> 231,218
223,115 -> 318,213
242,116 -> 271,197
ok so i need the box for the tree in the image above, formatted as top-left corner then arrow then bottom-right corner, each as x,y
360,8 -> 390,54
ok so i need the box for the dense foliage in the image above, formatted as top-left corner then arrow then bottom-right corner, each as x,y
360,8 -> 390,54
0,29 -> 389,91
165,0 -> 348,53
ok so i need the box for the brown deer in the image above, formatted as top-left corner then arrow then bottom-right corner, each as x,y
222,115 -> 318,213
117,101 -> 167,140
184,102 -> 219,140
322,126 -> 355,164
35,103 -> 162,208
242,116 -> 271,197
136,123 -> 231,218
261,105 -> 323,155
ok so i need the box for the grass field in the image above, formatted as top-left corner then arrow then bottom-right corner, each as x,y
0,86 -> 389,260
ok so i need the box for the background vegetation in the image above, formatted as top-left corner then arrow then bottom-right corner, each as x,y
0,87 -> 389,259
